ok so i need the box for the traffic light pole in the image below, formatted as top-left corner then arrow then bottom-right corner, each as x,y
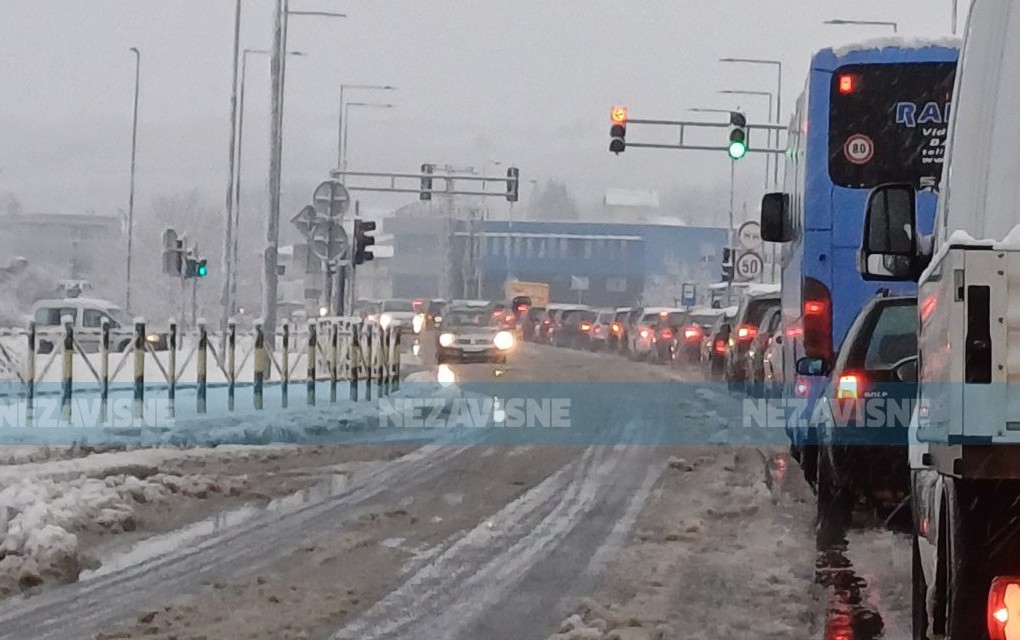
622,117 -> 786,154
728,160 -> 736,307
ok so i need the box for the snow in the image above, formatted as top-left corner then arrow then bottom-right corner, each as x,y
830,36 -> 962,59
745,283 -> 781,296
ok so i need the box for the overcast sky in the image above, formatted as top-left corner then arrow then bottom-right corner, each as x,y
0,0 -> 968,219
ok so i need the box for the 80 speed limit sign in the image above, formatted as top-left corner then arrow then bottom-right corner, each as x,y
735,251 -> 763,282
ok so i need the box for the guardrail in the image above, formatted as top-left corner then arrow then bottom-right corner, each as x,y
0,317 -> 403,427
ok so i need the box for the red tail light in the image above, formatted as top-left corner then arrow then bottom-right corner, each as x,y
836,373 -> 862,400
543,318 -> 551,325
611,322 -> 622,334
987,577 -> 1020,640
593,325 -> 602,334
794,376 -> 810,398
736,324 -> 757,341
660,328 -> 674,341
639,328 -> 650,340
516,304 -> 528,313
714,338 -> 727,354
804,277 -> 833,362
505,313 -> 516,323
580,322 -> 592,332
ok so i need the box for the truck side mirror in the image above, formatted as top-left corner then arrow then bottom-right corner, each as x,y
761,192 -> 792,243
859,184 -> 918,281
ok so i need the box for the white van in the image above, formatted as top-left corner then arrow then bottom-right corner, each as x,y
31,298 -> 167,354
855,2 -> 1020,636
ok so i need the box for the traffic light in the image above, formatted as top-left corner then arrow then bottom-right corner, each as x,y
420,163 -> 434,202
722,247 -> 734,282
609,106 -> 628,154
161,228 -> 182,276
728,111 -> 748,160
506,166 -> 520,202
183,254 -> 208,279
354,219 -> 377,265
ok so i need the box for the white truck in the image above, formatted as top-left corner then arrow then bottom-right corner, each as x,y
856,2 -> 1020,637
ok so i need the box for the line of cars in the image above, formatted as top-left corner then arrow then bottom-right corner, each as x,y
516,287 -> 786,382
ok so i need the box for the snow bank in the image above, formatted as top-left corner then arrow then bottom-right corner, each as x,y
0,470 -> 244,596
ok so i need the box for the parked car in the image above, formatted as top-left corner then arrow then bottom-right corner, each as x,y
723,287 -> 781,391
744,307 -> 783,397
671,308 -> 726,367
32,298 -> 169,353
802,294 -> 918,531
608,307 -> 631,351
588,309 -> 615,351
435,305 -> 517,364
554,308 -> 597,349
701,307 -> 737,381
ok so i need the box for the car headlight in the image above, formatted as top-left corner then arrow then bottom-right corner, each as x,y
434,315 -> 443,324
412,313 -> 425,334
439,332 -> 456,347
493,330 -> 515,351
380,313 -> 393,329
437,363 -> 456,387
146,333 -> 160,343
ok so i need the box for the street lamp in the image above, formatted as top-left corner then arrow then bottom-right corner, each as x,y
338,84 -> 396,168
125,47 -> 141,311
229,48 -> 306,316
719,57 -> 783,186
341,102 -> 396,171
263,0 -> 346,337
824,19 -> 899,33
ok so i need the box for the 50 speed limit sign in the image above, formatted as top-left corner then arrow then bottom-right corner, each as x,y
735,251 -> 764,282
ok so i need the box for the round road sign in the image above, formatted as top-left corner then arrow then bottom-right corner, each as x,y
735,251 -> 764,282
737,221 -> 762,250
312,180 -> 350,217
843,134 -> 875,165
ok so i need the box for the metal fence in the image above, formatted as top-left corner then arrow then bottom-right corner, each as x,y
0,317 -> 402,427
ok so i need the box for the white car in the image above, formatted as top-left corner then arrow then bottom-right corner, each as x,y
436,306 -> 516,364
629,307 -> 683,361
31,298 -> 168,353
379,298 -> 421,334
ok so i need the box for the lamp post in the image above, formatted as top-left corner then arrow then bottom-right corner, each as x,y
341,102 -> 396,171
719,57 -> 783,187
824,19 -> 899,33
337,84 -> 395,168
125,47 -> 140,311
263,1 -> 346,337
229,48 -> 305,316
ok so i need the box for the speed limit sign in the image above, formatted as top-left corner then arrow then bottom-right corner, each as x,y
735,251 -> 764,282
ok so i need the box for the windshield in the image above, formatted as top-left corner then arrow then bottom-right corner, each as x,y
829,61 -> 956,189
382,299 -> 414,312
443,309 -> 493,327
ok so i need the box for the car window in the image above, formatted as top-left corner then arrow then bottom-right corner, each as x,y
34,307 -> 77,326
662,312 -> 685,327
382,300 -> 414,312
444,310 -> 492,327
743,298 -> 780,328
641,313 -> 660,324
863,303 -> 918,370
82,309 -> 106,328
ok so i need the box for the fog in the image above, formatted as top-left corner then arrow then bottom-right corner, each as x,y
0,0 -> 965,221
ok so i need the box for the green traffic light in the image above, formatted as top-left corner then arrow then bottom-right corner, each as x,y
197,263 -> 208,277
728,141 -> 747,160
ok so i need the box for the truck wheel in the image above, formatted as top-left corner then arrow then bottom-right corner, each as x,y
912,534 -> 928,640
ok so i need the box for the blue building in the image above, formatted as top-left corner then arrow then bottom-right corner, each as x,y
449,220 -> 727,307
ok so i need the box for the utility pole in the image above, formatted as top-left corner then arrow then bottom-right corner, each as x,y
263,0 -> 284,338
126,47 -> 141,311
221,0 -> 242,337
